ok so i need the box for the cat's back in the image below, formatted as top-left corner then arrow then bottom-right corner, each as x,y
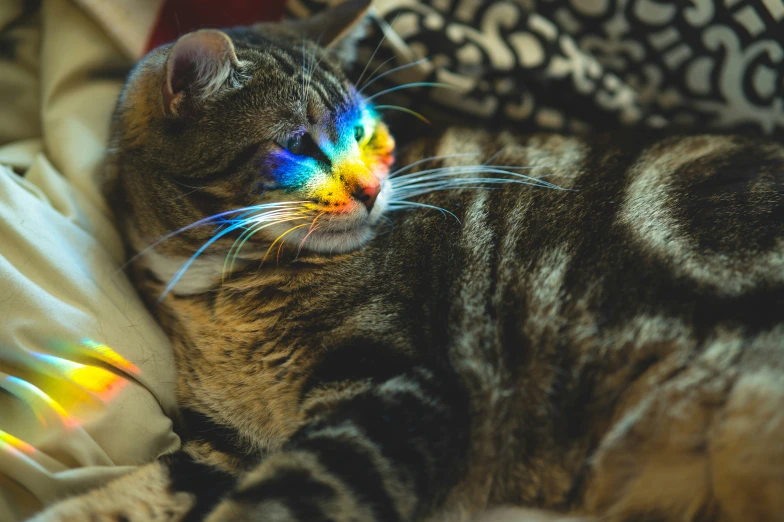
355,128 -> 784,507
385,128 -> 784,336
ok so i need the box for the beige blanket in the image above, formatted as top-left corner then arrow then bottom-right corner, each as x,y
0,1 -> 179,519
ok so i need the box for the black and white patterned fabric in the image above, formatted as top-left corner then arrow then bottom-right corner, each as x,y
288,0 -> 784,137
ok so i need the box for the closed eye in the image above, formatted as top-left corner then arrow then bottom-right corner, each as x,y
281,135 -> 304,155
276,132 -> 330,166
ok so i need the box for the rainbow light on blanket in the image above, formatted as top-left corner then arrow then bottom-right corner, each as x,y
30,352 -> 137,403
3,375 -> 77,429
0,429 -> 36,456
0,340 -> 140,455
269,104 -> 395,208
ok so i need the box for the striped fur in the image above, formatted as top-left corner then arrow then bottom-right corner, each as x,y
35,5 -> 784,522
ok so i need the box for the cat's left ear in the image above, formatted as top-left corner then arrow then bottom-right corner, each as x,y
285,0 -> 372,65
162,29 -> 241,117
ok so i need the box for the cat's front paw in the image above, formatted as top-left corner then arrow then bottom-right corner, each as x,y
32,491 -> 194,522
30,463 -> 195,522
204,452 -> 379,522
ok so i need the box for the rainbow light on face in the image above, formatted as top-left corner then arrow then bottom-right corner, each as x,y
269,101 -> 395,208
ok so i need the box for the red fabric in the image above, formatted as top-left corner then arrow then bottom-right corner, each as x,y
145,0 -> 287,52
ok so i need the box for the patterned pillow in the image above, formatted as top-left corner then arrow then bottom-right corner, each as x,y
291,0 -> 784,137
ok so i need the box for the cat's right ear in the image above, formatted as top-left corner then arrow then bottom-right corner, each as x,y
282,0 -> 372,65
162,29 -> 240,117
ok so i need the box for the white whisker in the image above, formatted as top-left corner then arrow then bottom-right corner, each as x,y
359,55 -> 396,91
120,202 -> 307,272
386,200 -> 461,223
390,166 -> 563,190
223,213 -> 307,278
356,12 -> 401,89
145,203 -> 308,300
365,82 -> 455,103
360,57 -> 429,94
388,153 -> 480,178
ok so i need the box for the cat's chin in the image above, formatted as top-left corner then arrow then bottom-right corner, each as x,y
298,225 -> 377,254
252,213 -> 380,256
267,179 -> 390,255
261,209 -> 383,255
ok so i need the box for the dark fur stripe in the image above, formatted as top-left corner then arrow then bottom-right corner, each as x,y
233,467 -> 336,501
233,468 -> 336,521
284,500 -> 336,522
161,451 -> 236,522
302,369 -> 470,516
620,512 -> 670,522
178,408 -> 255,459
294,434 -> 401,522
300,341 -> 415,400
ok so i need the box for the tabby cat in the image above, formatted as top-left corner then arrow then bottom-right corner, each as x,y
34,1 -> 784,521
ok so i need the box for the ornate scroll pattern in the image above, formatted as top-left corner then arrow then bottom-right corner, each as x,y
288,0 -> 784,136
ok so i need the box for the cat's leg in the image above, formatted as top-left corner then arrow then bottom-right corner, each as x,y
204,365 -> 470,522
29,451 -> 236,522
583,343 -> 784,522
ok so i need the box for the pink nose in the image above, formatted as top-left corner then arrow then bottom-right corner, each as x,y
352,182 -> 381,212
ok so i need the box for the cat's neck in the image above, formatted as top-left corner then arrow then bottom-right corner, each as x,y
129,227 -> 342,298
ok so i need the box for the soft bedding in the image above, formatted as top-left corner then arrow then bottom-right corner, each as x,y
0,2 -> 179,519
2,1 -> 783,521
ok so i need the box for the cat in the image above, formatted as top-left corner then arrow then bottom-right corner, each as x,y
34,0 -> 784,521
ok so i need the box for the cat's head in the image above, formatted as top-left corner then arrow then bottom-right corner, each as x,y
108,0 -> 395,272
